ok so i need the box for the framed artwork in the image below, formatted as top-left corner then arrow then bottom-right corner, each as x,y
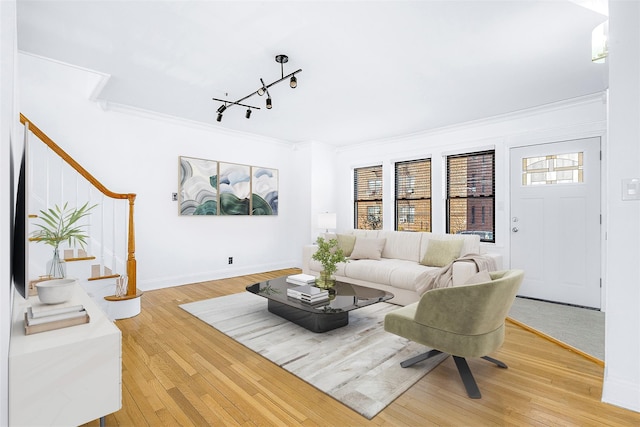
178,156 -> 218,215
178,157 -> 278,216
219,162 -> 251,215
251,167 -> 278,215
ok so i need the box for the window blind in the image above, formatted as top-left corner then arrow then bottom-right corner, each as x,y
354,165 -> 383,230
395,158 -> 431,232
446,150 -> 495,242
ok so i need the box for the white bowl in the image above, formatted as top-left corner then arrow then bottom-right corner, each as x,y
36,278 -> 78,304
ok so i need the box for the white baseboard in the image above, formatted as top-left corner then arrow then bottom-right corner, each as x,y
138,261 -> 300,292
602,375 -> 640,413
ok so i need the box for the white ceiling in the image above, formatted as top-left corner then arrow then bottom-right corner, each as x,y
16,1 -> 608,146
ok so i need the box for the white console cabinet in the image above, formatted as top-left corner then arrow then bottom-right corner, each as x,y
9,284 -> 122,426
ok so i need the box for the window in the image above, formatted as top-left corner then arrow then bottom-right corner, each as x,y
446,150 -> 495,242
395,159 -> 431,231
522,152 -> 583,185
354,165 -> 383,229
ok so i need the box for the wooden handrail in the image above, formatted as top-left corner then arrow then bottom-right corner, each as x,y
20,113 -> 139,300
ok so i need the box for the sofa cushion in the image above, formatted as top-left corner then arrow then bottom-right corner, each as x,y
350,237 -> 386,260
352,229 -> 379,238
386,260 -> 441,291
343,258 -> 439,291
336,234 -> 357,257
378,230 -> 423,262
344,259 -> 394,285
420,239 -> 464,267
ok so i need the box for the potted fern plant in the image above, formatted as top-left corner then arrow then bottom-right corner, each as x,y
32,202 -> 96,278
312,236 -> 348,289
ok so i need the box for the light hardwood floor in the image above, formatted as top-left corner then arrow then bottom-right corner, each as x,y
84,268 -> 640,426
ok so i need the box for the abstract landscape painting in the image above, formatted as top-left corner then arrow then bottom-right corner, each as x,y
179,156 -> 218,215
251,167 -> 278,215
219,162 -> 251,215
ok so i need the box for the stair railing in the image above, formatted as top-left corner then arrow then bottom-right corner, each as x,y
20,113 -> 139,300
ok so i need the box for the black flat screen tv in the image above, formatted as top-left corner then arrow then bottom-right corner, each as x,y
12,146 -> 27,299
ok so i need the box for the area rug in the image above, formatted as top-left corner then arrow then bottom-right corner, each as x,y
180,292 -> 448,419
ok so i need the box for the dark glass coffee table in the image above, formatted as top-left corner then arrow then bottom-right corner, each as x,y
246,276 -> 394,333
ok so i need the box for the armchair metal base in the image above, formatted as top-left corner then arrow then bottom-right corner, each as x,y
400,350 -> 508,399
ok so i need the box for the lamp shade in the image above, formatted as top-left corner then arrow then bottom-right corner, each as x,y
317,212 -> 337,231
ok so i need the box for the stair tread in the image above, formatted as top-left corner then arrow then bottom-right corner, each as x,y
64,256 -> 97,262
88,274 -> 120,281
104,291 -> 143,301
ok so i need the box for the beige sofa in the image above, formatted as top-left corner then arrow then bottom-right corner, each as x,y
302,230 -> 502,306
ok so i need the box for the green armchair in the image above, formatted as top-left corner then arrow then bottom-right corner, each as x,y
384,269 -> 524,398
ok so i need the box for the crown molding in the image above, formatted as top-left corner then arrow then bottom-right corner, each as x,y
97,100 -> 292,149
337,92 -> 607,153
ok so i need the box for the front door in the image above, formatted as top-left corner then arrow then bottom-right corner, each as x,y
510,138 -> 601,308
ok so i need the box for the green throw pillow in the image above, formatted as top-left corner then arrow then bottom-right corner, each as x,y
336,234 -> 356,257
420,239 -> 464,267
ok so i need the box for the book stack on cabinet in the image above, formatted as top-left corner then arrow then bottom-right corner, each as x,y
24,304 -> 90,335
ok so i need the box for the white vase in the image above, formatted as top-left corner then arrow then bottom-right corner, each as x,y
46,248 -> 66,279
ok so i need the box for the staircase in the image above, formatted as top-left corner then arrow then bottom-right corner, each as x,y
21,114 -> 141,319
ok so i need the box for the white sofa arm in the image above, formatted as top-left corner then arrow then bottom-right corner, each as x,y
302,244 -> 318,275
452,253 -> 504,285
452,262 -> 478,286
486,253 -> 503,270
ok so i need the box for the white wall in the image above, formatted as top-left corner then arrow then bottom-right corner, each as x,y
334,94 -> 607,267
1,1 -> 17,424
602,0 -> 640,412
18,53 -> 309,291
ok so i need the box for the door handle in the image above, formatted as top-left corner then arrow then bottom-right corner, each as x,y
512,227 -> 519,233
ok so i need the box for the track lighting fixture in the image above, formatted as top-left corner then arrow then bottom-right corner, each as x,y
212,54 -> 302,122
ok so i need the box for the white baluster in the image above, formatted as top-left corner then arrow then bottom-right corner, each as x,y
123,200 -> 127,278
112,199 -> 116,275
100,194 -> 105,276
59,156 -> 64,207
45,146 -> 50,208
87,186 -> 93,258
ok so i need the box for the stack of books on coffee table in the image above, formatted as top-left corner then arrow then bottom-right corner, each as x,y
286,273 -> 317,286
287,284 -> 329,304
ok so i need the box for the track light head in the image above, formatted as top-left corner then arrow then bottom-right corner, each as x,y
266,97 -> 272,109
245,109 -> 252,119
258,78 -> 268,96
216,113 -> 223,122
290,75 -> 297,88
217,104 -> 227,114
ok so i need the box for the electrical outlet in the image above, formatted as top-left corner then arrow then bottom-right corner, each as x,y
172,192 -> 178,201
228,257 -> 233,264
